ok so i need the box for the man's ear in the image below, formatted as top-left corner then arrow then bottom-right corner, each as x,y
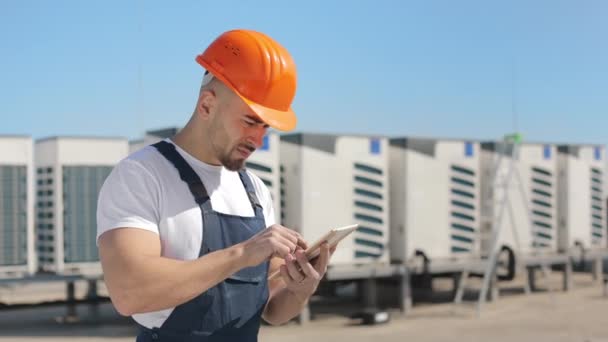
197,89 -> 216,120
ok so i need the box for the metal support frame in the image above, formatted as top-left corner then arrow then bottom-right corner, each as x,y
296,263 -> 406,325
0,273 -> 102,324
476,134 -> 558,316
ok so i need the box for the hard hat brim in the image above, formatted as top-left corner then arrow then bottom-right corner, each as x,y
239,95 -> 297,132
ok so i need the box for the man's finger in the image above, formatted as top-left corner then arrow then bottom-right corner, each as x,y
285,254 -> 304,282
295,250 -> 319,279
282,228 -> 300,245
283,225 -> 301,237
297,237 -> 309,250
313,242 -> 330,274
277,226 -> 307,252
271,224 -> 300,245
273,235 -> 296,258
280,265 -> 296,286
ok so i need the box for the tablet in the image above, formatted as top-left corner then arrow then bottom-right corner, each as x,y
267,224 -> 359,281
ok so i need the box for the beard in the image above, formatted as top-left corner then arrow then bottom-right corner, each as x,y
217,142 -> 255,171
208,115 -> 256,171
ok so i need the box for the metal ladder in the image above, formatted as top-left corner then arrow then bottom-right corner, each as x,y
454,133 -> 555,315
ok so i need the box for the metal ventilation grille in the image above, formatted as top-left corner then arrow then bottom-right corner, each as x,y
352,162 -> 384,259
530,166 -> 554,248
449,164 -> 477,254
63,166 -> 113,263
590,168 -> 604,245
36,166 -> 54,265
279,164 -> 285,224
0,165 -> 28,266
245,161 -> 273,188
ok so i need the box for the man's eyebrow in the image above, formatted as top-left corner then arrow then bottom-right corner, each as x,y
245,114 -> 269,127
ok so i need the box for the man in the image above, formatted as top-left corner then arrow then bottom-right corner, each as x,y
97,29 -> 334,341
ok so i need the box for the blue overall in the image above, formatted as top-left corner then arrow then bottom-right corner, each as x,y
136,141 -> 269,342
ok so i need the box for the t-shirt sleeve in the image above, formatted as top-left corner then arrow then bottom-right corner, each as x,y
96,159 -> 161,243
246,170 -> 276,228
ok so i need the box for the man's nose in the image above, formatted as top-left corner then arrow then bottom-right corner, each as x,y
251,126 -> 267,148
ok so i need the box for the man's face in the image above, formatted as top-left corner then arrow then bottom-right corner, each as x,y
208,93 -> 269,171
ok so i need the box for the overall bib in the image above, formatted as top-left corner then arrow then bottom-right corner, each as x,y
136,141 -> 269,342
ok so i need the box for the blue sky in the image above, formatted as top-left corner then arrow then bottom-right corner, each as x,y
1,0 -> 606,146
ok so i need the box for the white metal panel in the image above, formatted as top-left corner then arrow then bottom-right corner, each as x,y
280,134 -> 390,266
557,145 -> 606,251
0,136 -> 33,165
279,140 -> 302,229
0,136 -> 36,277
247,133 -> 281,224
57,138 -> 128,165
33,140 -> 58,167
34,137 -> 128,275
390,138 -> 480,263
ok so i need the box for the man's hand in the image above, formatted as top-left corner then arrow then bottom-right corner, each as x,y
239,224 -> 307,268
278,242 -> 336,303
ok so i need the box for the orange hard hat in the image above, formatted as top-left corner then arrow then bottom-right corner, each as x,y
196,29 -> 297,131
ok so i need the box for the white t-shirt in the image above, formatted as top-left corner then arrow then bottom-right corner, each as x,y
96,139 -> 276,329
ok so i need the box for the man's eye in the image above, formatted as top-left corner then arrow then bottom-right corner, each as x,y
244,120 -> 255,126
